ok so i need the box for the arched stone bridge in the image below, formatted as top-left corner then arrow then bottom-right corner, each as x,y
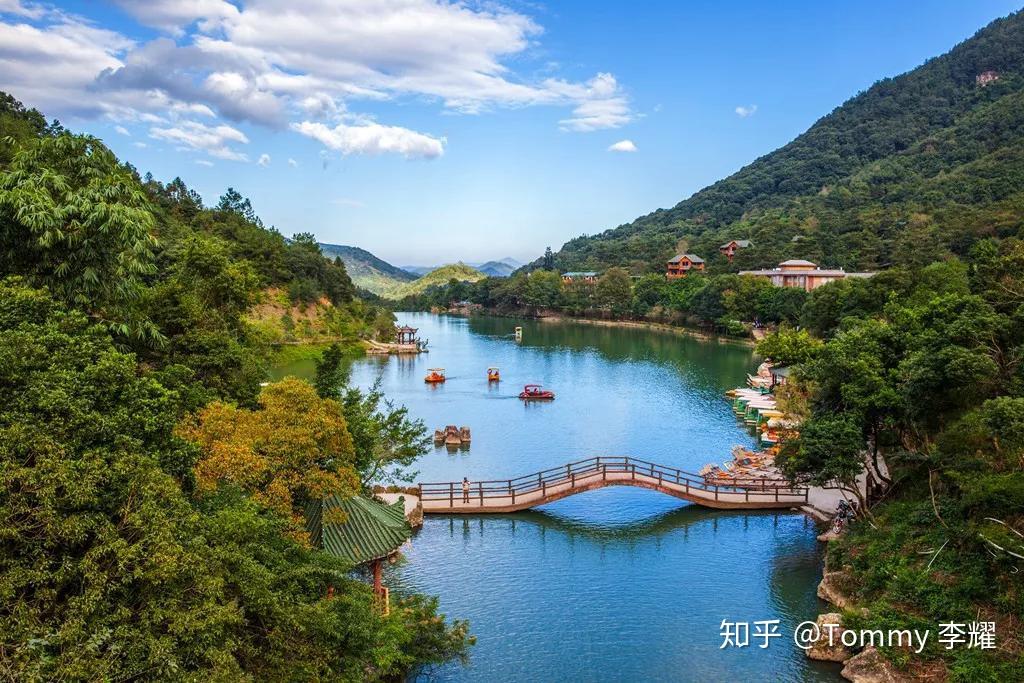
418,456 -> 808,514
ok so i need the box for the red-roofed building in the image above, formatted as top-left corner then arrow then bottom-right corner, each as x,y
666,254 -> 705,279
739,259 -> 875,292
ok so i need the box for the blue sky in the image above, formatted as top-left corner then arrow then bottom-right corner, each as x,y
1,1 -> 1020,265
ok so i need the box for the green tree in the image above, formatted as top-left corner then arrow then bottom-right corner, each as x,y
755,326 -> 824,366
778,413 -> 868,510
340,380 -> 432,486
0,134 -> 160,341
595,267 -> 633,317
314,342 -> 351,398
524,270 -> 564,311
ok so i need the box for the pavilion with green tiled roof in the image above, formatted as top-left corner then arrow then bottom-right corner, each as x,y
306,494 -> 412,599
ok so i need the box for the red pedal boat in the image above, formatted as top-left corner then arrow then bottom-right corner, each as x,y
519,384 -> 555,400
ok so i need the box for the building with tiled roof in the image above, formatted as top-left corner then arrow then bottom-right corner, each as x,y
718,239 -> 752,261
306,494 -> 412,606
666,253 -> 705,279
739,259 -> 875,292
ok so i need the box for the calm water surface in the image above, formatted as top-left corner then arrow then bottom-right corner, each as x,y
273,313 -> 840,682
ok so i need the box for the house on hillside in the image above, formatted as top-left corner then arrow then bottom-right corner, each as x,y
666,254 -> 705,279
718,239 -> 752,261
739,259 -> 875,292
976,70 -> 1000,86
561,271 -> 599,284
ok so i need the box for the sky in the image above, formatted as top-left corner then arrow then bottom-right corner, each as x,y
1,1 -> 1021,266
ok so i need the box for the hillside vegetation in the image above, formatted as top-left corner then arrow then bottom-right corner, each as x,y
385,262 -> 486,299
319,243 -> 416,295
536,10 -> 1024,275
0,92 -> 470,679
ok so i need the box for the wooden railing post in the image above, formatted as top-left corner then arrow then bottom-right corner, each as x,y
449,482 -> 454,507
479,482 -> 483,505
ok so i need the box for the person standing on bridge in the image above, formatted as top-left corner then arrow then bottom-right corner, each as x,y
462,477 -> 470,503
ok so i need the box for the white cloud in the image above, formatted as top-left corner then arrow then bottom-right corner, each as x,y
195,159 -> 214,166
292,120 -> 445,159
287,157 -> 298,167
331,198 -> 364,208
132,141 -> 147,148
114,125 -> 130,135
607,139 -> 637,153
551,73 -> 632,132
0,14 -> 129,116
0,0 -> 46,19
110,0 -> 238,36
257,152 -> 270,167
149,119 -> 249,160
735,104 -> 758,118
0,0 -> 635,162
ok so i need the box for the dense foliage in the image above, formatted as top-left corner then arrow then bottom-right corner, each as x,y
0,94 -> 469,679
753,242 -> 1024,679
529,10 -> 1024,279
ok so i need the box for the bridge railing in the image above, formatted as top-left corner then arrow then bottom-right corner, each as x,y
418,456 -> 808,506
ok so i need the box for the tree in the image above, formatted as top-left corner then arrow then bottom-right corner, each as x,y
340,381 -> 432,486
216,186 -> 262,225
543,246 -> 554,270
595,267 -> 633,317
0,134 -> 160,341
523,270 -> 563,311
778,413 -> 868,510
755,326 -> 823,366
179,378 -> 359,542
0,282 -> 470,679
314,342 -> 351,398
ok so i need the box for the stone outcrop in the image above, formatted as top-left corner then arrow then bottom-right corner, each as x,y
841,646 -> 906,683
806,613 -> 853,662
818,570 -> 854,609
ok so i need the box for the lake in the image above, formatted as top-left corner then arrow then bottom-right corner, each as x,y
272,313 -> 840,682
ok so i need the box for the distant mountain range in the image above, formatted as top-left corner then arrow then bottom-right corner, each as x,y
401,257 -> 521,278
320,242 -> 507,297
318,244 -> 417,295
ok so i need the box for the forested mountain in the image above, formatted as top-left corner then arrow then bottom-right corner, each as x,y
386,262 -> 486,299
318,243 -> 417,295
536,10 -> 1024,274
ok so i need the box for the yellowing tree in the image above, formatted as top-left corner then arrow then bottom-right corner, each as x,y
180,378 -> 358,543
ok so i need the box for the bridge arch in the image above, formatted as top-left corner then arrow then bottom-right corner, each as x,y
418,456 -> 807,514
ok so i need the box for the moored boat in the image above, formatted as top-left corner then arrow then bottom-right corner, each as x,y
519,384 -> 555,400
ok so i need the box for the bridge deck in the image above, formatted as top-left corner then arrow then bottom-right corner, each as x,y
419,456 -> 807,514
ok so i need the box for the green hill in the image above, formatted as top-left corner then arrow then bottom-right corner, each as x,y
318,243 -> 416,295
385,262 -> 486,299
536,10 -> 1024,274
